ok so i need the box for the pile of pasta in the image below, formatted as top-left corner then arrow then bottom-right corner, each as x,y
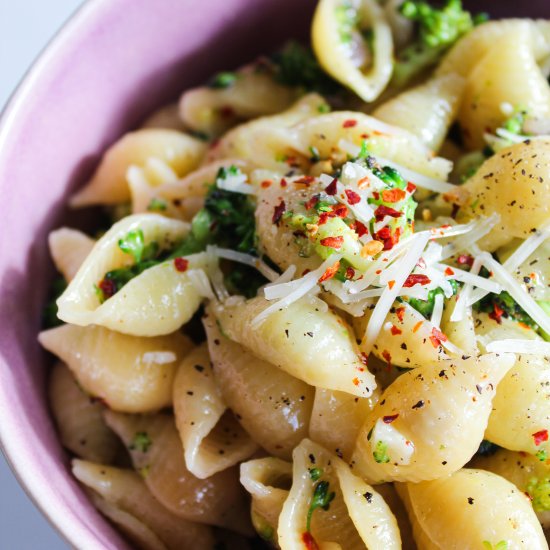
39,2 -> 550,549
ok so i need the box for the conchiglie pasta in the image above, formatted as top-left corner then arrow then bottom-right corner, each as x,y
72,460 -> 215,549
404,469 -> 548,549
213,295 -> 376,397
312,0 -> 394,102
204,310 -> 314,459
458,28 -> 550,150
277,439 -> 401,550
240,457 -> 293,544
472,449 -> 550,529
56,214 -> 216,336
351,353 -> 515,483
48,228 -> 95,282
373,73 -> 465,152
180,67 -> 300,138
49,362 -> 123,462
173,343 -> 258,479
141,103 -> 186,132
103,411 -> 253,535
39,324 -> 192,413
309,388 -> 378,461
70,129 -> 207,207
457,139 -> 550,251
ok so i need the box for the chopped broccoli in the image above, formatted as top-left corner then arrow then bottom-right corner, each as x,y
42,276 -> 67,328
306,480 -> 336,532
208,71 -> 238,89
527,477 -> 550,512
393,0 -> 486,87
407,280 -> 458,319
270,41 -> 342,96
474,290 -> 539,330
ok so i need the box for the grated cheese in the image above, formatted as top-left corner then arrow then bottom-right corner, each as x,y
486,339 -> 550,356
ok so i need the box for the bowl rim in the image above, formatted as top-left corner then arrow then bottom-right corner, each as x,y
0,1 -> 108,548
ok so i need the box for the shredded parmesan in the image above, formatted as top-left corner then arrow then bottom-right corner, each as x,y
208,246 -> 279,282
440,214 -> 500,260
187,269 -> 215,300
216,172 -> 256,195
486,339 -> 550,356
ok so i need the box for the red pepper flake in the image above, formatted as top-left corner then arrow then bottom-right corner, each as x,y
395,306 -> 405,322
406,182 -> 416,193
318,212 -> 329,226
352,377 -> 360,386
413,321 -> 424,333
403,274 -> 431,288
320,236 -> 344,249
354,220 -> 368,237
305,195 -> 319,210
381,189 -> 406,203
372,191 -> 380,200
332,204 -> 348,218
382,350 -> 392,368
457,254 -> 474,267
444,267 -> 455,276
390,325 -> 402,336
280,178 -> 288,187
301,532 -> 320,550
383,414 -> 399,424
219,105 -> 235,118
360,352 -> 368,366
174,257 -> 189,272
261,179 -> 272,188
532,430 -> 548,446
374,226 -> 401,250
374,205 -> 403,222
294,175 -> 315,186
325,178 -> 338,196
272,200 -> 286,225
388,280 -> 395,290
318,261 -> 341,283
429,327 -> 448,348
489,302 -> 504,324
98,278 -> 116,299
345,266 -> 355,279
342,119 -> 357,128
344,189 -> 361,205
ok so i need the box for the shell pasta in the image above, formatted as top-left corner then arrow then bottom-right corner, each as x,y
40,3 -> 550,548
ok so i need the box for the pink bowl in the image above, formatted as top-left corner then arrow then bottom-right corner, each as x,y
0,0 -> 547,548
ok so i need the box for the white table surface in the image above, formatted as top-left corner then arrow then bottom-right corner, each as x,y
0,2 -> 85,548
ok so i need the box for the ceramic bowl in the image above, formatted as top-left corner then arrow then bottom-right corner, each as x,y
0,0 -> 547,548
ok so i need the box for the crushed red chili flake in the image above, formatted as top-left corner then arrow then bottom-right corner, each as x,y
382,350 -> 392,368
174,257 -> 189,272
374,205 -> 403,222
320,236 -> 344,249
345,266 -> 355,279
429,327 -> 448,348
352,377 -> 360,386
413,321 -> 424,333
372,191 -> 380,200
533,430 -> 548,446
390,325 -> 402,336
354,220 -> 368,237
388,280 -> 395,289
98,278 -> 116,299
342,119 -> 357,128
444,267 -> 455,276
325,178 -> 338,195
383,414 -> 399,424
219,105 -> 235,118
457,254 -> 474,267
332,204 -> 348,218
345,189 -> 361,205
406,182 -> 416,193
381,189 -> 406,203
272,200 -> 286,225
302,532 -> 320,550
403,274 -> 431,287
280,178 -> 288,187
395,306 -> 405,322
489,302 -> 505,324
295,175 -> 315,185
318,261 -> 341,283
375,226 -> 401,250
261,180 -> 272,188
360,352 -> 368,366
318,212 -> 329,226
305,195 -> 319,210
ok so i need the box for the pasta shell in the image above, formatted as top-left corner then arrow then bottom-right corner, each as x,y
70,129 -> 207,207
213,295 -> 376,397
173,343 -> 258,479
351,353 -> 516,483
103,411 -> 253,535
204,310 -> 313,459
48,228 -> 95,282
141,103 -> 186,132
40,324 -> 192,413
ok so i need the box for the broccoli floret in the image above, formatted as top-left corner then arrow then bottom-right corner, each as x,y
406,279 -> 458,318
393,0 -> 487,87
